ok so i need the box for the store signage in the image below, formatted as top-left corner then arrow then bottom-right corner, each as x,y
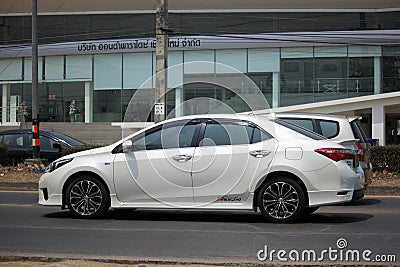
154,103 -> 165,115
0,30 -> 399,58
77,38 -> 202,53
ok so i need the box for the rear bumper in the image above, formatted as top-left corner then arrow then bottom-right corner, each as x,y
352,188 -> 365,201
308,189 -> 353,207
353,166 -> 366,190
304,160 -> 361,207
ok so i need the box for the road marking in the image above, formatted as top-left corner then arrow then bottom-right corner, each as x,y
365,195 -> 400,198
0,190 -> 37,194
0,224 -> 399,236
0,204 -> 34,207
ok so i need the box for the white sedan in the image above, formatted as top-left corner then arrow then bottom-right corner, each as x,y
39,114 -> 361,223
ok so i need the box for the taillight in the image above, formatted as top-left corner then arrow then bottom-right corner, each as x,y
355,141 -> 365,162
314,148 -> 355,162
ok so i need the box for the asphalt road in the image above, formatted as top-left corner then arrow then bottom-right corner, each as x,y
0,191 -> 399,265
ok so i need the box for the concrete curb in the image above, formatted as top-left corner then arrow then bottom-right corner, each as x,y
1,254 -> 394,267
365,185 -> 400,196
0,182 -> 37,191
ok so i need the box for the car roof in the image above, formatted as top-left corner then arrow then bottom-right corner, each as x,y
156,113 -> 270,123
0,128 -> 86,146
121,113 -> 324,143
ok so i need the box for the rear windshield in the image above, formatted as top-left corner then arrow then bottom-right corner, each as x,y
350,120 -> 368,144
319,120 -> 339,138
275,119 -> 326,140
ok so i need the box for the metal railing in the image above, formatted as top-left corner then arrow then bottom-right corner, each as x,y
0,105 -> 23,126
281,77 -> 374,95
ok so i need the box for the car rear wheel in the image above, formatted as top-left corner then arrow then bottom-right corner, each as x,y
258,177 -> 306,223
66,175 -> 110,218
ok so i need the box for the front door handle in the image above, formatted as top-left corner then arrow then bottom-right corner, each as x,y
172,154 -> 193,162
249,150 -> 271,158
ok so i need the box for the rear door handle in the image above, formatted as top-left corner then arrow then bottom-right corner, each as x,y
172,154 -> 193,162
249,150 -> 271,158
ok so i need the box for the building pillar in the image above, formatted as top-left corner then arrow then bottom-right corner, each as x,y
374,57 -> 381,95
2,84 -> 10,124
84,81 -> 93,123
175,86 -> 183,118
372,104 -> 385,146
272,72 -> 280,108
9,95 -> 19,123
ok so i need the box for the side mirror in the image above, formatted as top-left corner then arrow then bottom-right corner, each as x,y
53,143 -> 62,150
122,140 -> 133,153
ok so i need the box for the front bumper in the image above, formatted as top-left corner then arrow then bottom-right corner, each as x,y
38,173 -> 63,206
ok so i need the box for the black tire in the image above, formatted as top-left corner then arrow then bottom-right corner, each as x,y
306,206 -> 319,214
66,175 -> 110,218
257,176 -> 306,223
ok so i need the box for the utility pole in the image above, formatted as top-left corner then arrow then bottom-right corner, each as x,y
32,0 -> 40,158
154,0 -> 168,123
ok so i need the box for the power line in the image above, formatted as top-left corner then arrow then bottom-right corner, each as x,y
1,30 -> 399,54
1,11 -> 399,45
2,24 -> 400,47
0,0 -> 65,77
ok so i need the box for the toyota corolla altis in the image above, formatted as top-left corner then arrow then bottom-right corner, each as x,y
39,114 -> 361,222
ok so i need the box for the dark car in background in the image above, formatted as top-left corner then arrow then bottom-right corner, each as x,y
0,129 -> 86,163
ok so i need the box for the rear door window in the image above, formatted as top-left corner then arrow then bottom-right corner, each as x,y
275,119 -> 326,140
2,133 -> 25,148
202,121 -> 251,146
250,127 -> 273,143
280,118 -> 314,132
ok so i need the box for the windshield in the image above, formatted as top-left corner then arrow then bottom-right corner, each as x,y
50,132 -> 86,146
350,120 -> 368,144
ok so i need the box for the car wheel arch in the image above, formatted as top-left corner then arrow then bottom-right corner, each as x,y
252,171 -> 309,210
62,171 -> 111,210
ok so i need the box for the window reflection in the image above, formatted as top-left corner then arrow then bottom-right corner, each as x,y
280,56 -> 375,107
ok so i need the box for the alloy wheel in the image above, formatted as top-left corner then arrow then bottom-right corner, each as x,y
69,180 -> 103,216
262,181 -> 299,219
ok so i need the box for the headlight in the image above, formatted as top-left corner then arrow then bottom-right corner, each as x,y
45,158 -> 73,173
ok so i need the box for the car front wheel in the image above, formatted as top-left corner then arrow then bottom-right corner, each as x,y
66,175 -> 110,218
258,177 -> 306,223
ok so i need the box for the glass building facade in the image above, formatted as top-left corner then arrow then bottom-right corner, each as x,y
1,44 -> 399,122
2,12 -> 400,46
1,11 -> 400,144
